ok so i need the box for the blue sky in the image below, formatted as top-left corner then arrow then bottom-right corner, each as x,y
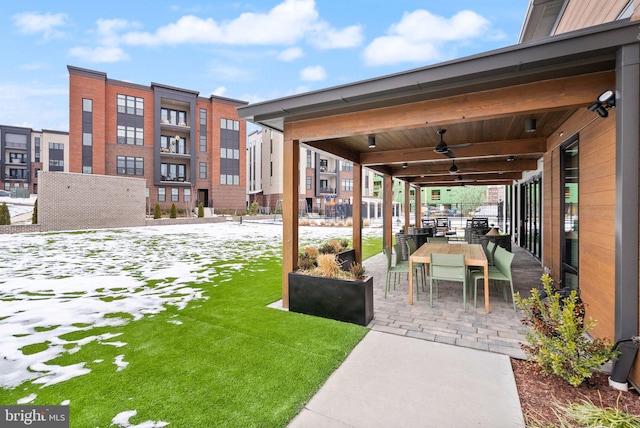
0,0 -> 529,133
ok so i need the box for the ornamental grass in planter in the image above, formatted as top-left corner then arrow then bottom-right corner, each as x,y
289,240 -> 373,326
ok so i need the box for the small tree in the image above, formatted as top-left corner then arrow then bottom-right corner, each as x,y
170,203 -> 177,219
248,201 -> 259,215
31,199 -> 38,224
197,202 -> 204,218
515,273 -> 618,387
154,203 -> 162,219
0,202 -> 10,225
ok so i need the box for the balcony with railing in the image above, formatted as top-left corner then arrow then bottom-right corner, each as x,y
318,187 -> 337,195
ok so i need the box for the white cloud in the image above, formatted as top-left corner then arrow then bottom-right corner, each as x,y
68,46 -> 129,63
363,9 -> 491,66
300,65 -> 326,81
122,0 -> 317,46
119,0 -> 361,49
211,86 -> 227,97
12,12 -> 68,40
309,23 -> 363,49
277,47 -> 304,61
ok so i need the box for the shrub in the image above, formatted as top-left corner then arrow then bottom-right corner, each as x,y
170,203 -> 177,219
31,199 -> 37,224
197,202 -> 204,218
316,254 -> 342,277
248,201 -> 259,215
154,203 -> 162,219
349,262 -> 366,280
0,202 -> 11,225
514,273 -> 618,387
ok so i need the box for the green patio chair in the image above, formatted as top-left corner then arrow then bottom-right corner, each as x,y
470,246 -> 516,310
383,246 -> 410,298
427,236 -> 449,243
429,253 -> 467,310
406,238 -> 427,296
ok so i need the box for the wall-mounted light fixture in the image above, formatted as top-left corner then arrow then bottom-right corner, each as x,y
368,136 -> 376,148
506,155 -> 515,162
588,90 -> 615,117
402,162 -> 408,168
525,118 -> 536,132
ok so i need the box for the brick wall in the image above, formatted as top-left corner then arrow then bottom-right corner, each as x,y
38,171 -> 146,231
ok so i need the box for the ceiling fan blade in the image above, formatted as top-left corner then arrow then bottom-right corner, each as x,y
447,142 -> 472,150
442,150 -> 456,158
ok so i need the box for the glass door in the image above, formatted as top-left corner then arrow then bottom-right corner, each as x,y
519,175 -> 542,259
561,137 -> 579,289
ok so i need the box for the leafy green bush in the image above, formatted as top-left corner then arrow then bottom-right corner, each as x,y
248,201 -> 259,215
514,273 -> 618,387
197,202 -> 204,218
154,203 -> 162,219
170,203 -> 177,219
0,202 -> 10,225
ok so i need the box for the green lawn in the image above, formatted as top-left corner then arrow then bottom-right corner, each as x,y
0,226 -> 380,427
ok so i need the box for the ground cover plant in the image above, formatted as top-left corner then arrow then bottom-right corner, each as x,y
0,223 -> 381,427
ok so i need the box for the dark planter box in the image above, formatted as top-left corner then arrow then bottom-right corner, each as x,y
288,272 -> 374,326
336,248 -> 356,271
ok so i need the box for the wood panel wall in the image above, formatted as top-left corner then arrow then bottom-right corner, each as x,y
555,0 -> 630,35
545,108 -> 617,341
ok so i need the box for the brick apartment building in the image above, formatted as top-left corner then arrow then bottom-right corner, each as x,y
1,125 -> 69,195
247,128 -> 376,216
68,66 -> 247,213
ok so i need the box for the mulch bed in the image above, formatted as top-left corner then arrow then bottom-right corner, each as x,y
511,358 -> 640,425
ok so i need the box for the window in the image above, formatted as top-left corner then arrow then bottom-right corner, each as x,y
158,188 -> 166,202
34,137 -> 40,162
341,161 -> 353,172
116,156 -> 144,176
184,188 -> 191,202
199,135 -> 206,152
431,190 -> 440,201
117,94 -> 143,116
306,176 -> 312,190
220,118 -> 239,130
82,133 -> 92,146
160,135 -> 187,154
82,166 -> 92,174
306,150 -> 312,168
49,159 -> 64,168
220,117 -> 240,185
341,179 -> 353,192
171,188 -> 179,202
82,98 -> 92,112
200,109 -> 207,125
161,107 -> 187,125
117,126 -> 144,145
199,162 -> 207,179
160,163 -> 185,181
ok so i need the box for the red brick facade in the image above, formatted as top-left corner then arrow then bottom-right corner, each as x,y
68,66 -> 247,213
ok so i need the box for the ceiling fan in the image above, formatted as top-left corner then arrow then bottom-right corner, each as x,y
449,160 -> 481,174
434,129 -> 471,158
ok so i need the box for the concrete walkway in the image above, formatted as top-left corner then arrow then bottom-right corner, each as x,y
286,243 -> 543,427
288,330 -> 525,427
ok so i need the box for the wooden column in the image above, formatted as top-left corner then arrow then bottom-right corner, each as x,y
383,175 -> 393,250
282,130 -> 299,309
352,163 -> 363,264
415,185 -> 422,228
404,181 -> 410,232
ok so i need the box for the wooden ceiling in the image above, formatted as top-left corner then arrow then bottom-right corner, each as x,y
289,70 -> 614,188
305,110 -> 573,186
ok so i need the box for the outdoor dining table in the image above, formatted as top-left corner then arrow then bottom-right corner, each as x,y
409,242 -> 490,313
